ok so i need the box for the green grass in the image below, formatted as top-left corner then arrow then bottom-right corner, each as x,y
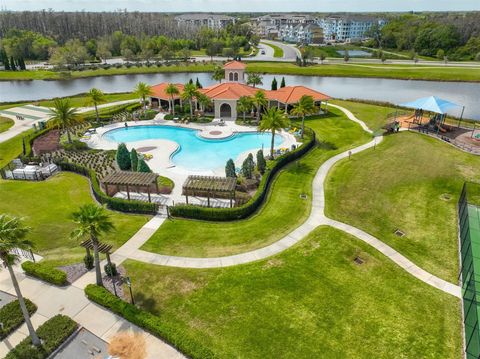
0,116 -> 14,133
124,226 -> 462,358
0,172 -> 149,265
331,100 -> 394,133
37,92 -> 136,108
141,108 -> 371,257
325,131 -> 480,282
262,42 -> 284,58
0,129 -> 34,168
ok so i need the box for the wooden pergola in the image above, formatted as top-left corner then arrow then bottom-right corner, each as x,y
182,175 -> 236,208
102,171 -> 159,202
80,239 -> 114,268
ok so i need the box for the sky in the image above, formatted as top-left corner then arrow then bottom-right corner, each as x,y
0,0 -> 479,12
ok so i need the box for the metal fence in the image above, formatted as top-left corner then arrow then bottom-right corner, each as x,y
458,182 -> 480,359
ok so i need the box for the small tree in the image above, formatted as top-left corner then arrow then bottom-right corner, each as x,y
381,52 -> 386,63
86,88 -> 106,123
319,52 -> 326,64
256,150 -> 266,174
50,98 -> 81,144
212,65 -> 224,83
195,77 -> 203,89
259,107 -> 290,158
475,52 -> 480,62
134,82 -> 153,113
271,77 -> 278,91
247,73 -> 263,88
436,49 -> 445,60
237,96 -> 253,122
10,56 -> 16,70
116,143 -> 131,170
241,153 -> 255,179
280,77 -> 286,88
225,159 -> 236,178
130,148 -> 139,172
137,158 -> 152,172
343,50 -> 350,62
165,83 -> 179,115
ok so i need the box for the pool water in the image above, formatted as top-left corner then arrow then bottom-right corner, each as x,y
103,125 -> 284,171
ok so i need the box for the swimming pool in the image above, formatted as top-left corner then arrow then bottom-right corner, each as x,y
103,125 -> 284,171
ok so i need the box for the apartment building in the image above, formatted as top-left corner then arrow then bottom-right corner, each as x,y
175,14 -> 236,30
319,16 -> 386,42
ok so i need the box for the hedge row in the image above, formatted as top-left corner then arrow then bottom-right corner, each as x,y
5,314 -> 78,359
21,261 -> 68,286
0,298 -> 37,340
83,102 -> 141,122
169,127 -> 316,221
84,284 -> 215,359
56,161 -> 158,214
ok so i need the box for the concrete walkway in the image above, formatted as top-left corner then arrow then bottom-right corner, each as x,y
117,103 -> 461,298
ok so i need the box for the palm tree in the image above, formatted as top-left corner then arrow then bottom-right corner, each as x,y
259,107 -> 290,158
237,96 -> 253,122
86,88 -> 106,123
197,93 -> 211,113
134,82 -> 153,113
0,214 -> 41,346
165,83 -> 179,115
181,82 -> 199,118
50,98 -> 81,144
290,95 -> 317,139
71,204 -> 114,287
252,90 -> 268,123
247,73 -> 263,88
212,65 -> 224,83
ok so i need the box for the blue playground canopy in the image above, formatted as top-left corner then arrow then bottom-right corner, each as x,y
400,96 -> 462,114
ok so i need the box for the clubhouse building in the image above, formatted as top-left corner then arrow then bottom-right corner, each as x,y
149,61 -> 330,121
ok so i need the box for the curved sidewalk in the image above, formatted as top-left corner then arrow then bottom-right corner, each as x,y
118,104 -> 461,298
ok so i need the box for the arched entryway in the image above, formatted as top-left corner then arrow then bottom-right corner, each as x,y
229,72 -> 234,81
220,103 -> 232,118
233,72 -> 239,81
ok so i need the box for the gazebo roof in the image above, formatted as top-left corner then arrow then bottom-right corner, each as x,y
182,175 -> 236,193
223,60 -> 247,70
102,171 -> 158,186
80,239 -> 113,254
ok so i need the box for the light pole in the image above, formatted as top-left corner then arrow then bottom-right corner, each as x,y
125,276 -> 135,305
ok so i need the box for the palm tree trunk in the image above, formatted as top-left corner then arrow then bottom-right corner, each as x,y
94,103 -> 99,123
6,261 -> 41,346
92,237 -> 103,287
171,96 -> 175,115
256,106 -> 260,123
301,115 -> 305,139
66,127 -> 72,144
189,100 -> 193,118
243,111 -> 246,121
143,96 -> 146,113
270,129 -> 275,159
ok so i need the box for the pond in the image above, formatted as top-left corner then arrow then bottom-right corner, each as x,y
1,72 -> 479,120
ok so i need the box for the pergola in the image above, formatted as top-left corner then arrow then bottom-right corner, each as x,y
182,175 -> 236,207
102,171 -> 159,202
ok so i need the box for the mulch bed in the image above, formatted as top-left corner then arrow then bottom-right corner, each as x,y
32,130 -> 60,155
58,263 -> 88,284
102,265 -> 127,300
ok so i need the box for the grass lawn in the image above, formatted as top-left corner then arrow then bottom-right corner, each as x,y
125,226 -> 462,358
141,108 -> 371,257
325,131 -> 480,282
262,42 -> 284,58
0,129 -> 34,168
0,116 -> 14,133
0,172 -> 149,265
37,92 -> 136,108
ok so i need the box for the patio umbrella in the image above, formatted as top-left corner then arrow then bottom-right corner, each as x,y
400,96 -> 461,114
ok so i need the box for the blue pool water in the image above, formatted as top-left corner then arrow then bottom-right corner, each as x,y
103,125 -> 284,171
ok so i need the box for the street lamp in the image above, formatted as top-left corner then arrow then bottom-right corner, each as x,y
125,276 -> 135,305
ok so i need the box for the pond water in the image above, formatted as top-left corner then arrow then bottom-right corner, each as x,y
1,72 -> 479,120
103,125 -> 283,171
337,50 -> 372,57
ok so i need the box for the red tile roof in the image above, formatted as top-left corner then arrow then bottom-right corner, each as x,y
223,60 -> 247,70
199,82 -> 259,100
150,83 -> 185,100
267,86 -> 331,104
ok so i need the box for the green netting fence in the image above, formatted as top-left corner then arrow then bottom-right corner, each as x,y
459,182 -> 480,359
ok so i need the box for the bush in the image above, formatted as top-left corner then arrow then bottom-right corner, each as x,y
164,114 -> 174,121
85,285 -> 214,359
55,161 -> 158,214
62,139 -> 88,151
0,298 -> 37,340
137,158 -> 151,172
130,148 -> 139,172
256,150 -> 266,174
104,262 -> 118,277
225,159 -> 236,178
21,261 -> 68,286
84,253 -> 94,270
170,127 -> 315,221
116,143 -> 131,170
241,153 -> 255,179
5,315 -> 78,359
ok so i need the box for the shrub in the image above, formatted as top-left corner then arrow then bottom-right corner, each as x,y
256,150 -> 266,174
5,315 -> 78,359
21,261 -> 68,286
104,262 -> 118,277
116,143 -> 131,170
241,153 -> 255,179
137,158 -> 151,172
63,139 -> 88,151
130,148 -> 139,172
84,253 -> 94,270
169,127 -> 315,221
0,298 -> 37,340
164,114 -> 174,121
225,159 -> 236,178
85,285 -> 214,359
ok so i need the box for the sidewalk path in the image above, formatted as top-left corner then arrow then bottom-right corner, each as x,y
117,104 -> 461,298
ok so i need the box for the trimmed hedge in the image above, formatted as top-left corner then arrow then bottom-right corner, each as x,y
83,102 -> 141,122
0,298 -> 37,340
21,261 -> 68,286
170,127 -> 316,221
55,161 -> 158,214
5,314 -> 78,359
85,284 -> 214,359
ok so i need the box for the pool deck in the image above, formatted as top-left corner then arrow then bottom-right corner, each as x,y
85,114 -> 298,206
